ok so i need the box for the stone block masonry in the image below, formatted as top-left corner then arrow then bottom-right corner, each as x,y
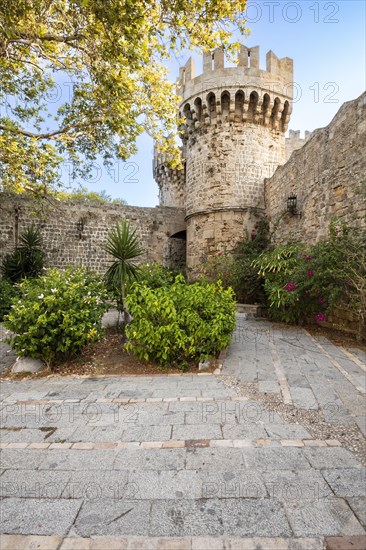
265,92 -> 366,243
157,46 -> 295,271
0,194 -> 186,272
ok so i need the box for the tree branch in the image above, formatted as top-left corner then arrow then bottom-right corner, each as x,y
0,119 -> 104,140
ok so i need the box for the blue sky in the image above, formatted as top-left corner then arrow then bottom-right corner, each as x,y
73,1 -> 366,207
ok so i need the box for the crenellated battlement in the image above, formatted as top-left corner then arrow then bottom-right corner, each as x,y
153,144 -> 185,208
285,129 -> 312,161
177,47 -> 293,138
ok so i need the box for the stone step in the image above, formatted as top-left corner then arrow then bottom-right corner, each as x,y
236,304 -> 265,318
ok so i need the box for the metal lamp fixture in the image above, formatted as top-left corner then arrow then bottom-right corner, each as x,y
287,194 -> 301,218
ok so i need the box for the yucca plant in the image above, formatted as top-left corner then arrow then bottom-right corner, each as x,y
2,224 -> 45,283
104,219 -> 144,334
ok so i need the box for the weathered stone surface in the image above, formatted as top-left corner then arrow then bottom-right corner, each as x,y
12,357 -> 45,373
322,469 -> 366,497
0,535 -> 62,550
0,195 -> 185,271
285,500 -> 365,536
265,92 -> 366,245
324,536 -> 366,550
1,498 -> 82,535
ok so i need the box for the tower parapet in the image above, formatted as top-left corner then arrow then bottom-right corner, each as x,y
153,145 -> 185,208
177,46 -> 293,137
175,47 -> 294,270
285,129 -> 312,161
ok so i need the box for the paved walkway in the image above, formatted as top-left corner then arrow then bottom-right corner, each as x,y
0,317 -> 365,549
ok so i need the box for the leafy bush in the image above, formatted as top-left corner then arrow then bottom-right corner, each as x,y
2,224 -> 45,283
200,220 -> 268,304
129,262 -> 180,291
253,222 -> 366,328
125,275 -> 236,368
253,243 -> 309,324
4,267 -> 108,364
0,278 -> 18,321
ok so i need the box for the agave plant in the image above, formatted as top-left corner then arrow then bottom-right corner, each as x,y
2,224 -> 45,283
104,219 -> 144,331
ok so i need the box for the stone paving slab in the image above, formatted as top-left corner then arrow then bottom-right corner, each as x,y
1,498 -> 82,535
241,448 -> 313,470
1,317 -> 365,542
346,497 -> 366,527
0,534 -> 63,550
285,499 -> 365,536
321,468 -> 366,497
303,447 -> 363,469
264,423 -> 312,439
73,499 -> 152,536
325,536 -> 366,550
261,469 -> 333,501
0,535 -> 326,550
38,449 -> 118,470
0,469 -> 72,499
220,499 -> 292,537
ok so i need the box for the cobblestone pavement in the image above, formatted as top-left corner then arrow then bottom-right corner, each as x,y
0,317 -> 365,549
0,324 -> 16,374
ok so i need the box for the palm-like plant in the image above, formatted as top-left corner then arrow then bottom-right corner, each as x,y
2,224 -> 45,282
104,219 -> 144,331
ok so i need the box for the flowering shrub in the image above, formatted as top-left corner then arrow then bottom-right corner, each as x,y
4,267 -> 108,364
253,222 -> 365,328
125,275 -> 236,368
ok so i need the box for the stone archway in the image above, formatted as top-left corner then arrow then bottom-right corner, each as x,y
164,229 -> 186,269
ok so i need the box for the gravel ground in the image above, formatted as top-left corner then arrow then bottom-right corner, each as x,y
220,375 -> 366,467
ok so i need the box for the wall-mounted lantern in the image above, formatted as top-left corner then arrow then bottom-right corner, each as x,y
76,219 -> 84,239
287,194 -> 301,218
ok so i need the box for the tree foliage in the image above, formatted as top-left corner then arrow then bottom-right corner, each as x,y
0,0 -> 247,195
55,187 -> 127,204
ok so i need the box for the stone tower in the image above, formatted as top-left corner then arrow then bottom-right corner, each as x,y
154,46 -> 294,271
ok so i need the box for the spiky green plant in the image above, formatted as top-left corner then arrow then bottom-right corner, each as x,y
104,219 -> 144,331
2,224 -> 45,282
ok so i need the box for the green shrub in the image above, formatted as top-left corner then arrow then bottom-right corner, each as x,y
200,220 -> 268,304
4,267 -> 108,364
2,224 -> 45,283
125,274 -> 236,368
129,261 -> 180,291
252,222 -> 366,327
0,278 -> 18,322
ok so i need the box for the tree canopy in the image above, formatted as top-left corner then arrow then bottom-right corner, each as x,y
0,0 -> 247,196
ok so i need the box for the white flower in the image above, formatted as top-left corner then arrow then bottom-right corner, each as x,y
38,294 -> 44,299
51,288 -> 57,293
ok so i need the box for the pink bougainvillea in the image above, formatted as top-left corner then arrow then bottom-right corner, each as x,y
315,313 -> 326,322
285,281 -> 297,292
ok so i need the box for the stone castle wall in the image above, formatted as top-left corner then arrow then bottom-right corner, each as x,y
285,129 -> 312,162
184,122 -> 286,265
265,92 -> 366,243
0,194 -> 186,273
172,46 -> 294,269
